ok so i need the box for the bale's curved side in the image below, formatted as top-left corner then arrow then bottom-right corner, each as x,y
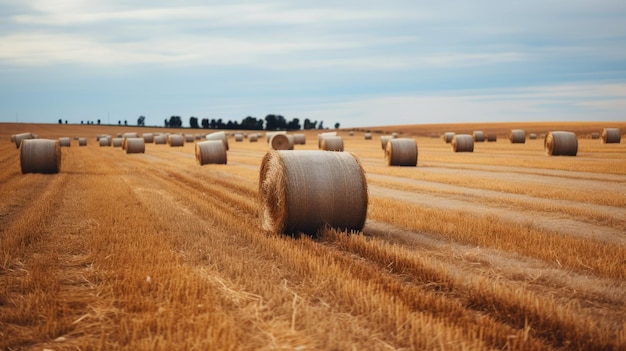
487,135 -> 497,142
111,138 -> 123,147
11,134 -> 16,143
168,134 -> 185,147
385,138 -> 418,166
99,137 -> 111,147
207,131 -> 229,150
234,133 -> 244,142
380,135 -> 393,150
143,133 -> 154,143
14,133 -> 34,149
58,137 -> 71,147
317,132 -> 337,148
270,134 -> 295,150
259,150 -> 368,235
529,133 -> 538,140
545,131 -> 578,156
591,132 -> 600,140
321,136 -> 344,152
78,138 -> 87,146
443,132 -> 455,143
125,138 -> 145,154
293,134 -> 306,145
249,134 -> 258,142
154,135 -> 167,144
364,133 -> 372,140
509,129 -> 526,144
472,131 -> 485,142
602,128 -> 621,143
185,134 -> 195,142
195,140 -> 227,165
451,134 -> 474,152
124,132 -> 139,139
20,139 -> 61,174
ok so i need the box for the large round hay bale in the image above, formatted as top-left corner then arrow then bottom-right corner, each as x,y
602,128 -> 621,143
259,150 -> 368,235
249,134 -> 258,142
195,140 -> 227,165
317,132 -> 337,148
293,133 -> 306,145
125,138 -> 145,154
472,131 -> 485,142
487,135 -> 497,142
185,134 -> 195,143
78,137 -> 87,146
451,134 -> 474,152
270,134 -> 295,150
364,133 -> 372,140
168,134 -> 185,147
112,138 -> 123,147
143,133 -> 154,143
509,129 -> 526,143
380,135 -> 393,150
385,138 -> 417,166
58,137 -> 71,147
20,139 -> 61,174
266,131 -> 287,143
234,133 -> 244,142
14,133 -> 34,148
321,136 -> 344,151
545,131 -> 578,156
154,135 -> 167,144
207,131 -> 229,150
99,137 -> 111,147
442,132 -> 455,143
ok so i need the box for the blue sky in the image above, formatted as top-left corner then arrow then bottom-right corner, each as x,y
1,0 -> 625,128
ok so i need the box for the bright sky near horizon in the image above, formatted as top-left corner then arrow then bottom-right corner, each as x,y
1,0 -> 625,128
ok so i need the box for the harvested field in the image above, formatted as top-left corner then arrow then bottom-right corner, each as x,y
1,122 -> 625,350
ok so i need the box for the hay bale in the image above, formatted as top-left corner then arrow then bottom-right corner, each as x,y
168,134 -> 185,147
529,133 -> 537,140
602,128 -> 621,143
11,134 -> 16,143
266,131 -> 287,143
125,138 -> 145,154
321,136 -> 344,151
249,134 -> 258,142
99,137 -> 111,147
293,134 -> 306,145
270,134 -> 295,150
545,131 -> 578,156
234,133 -> 244,142
509,129 -> 526,143
206,131 -> 229,150
349,131 -> 354,136
111,138 -> 123,147
154,135 -> 167,144
487,135 -> 497,142
143,133 -> 154,143
391,132 -> 398,138
443,132 -> 455,143
59,137 -> 71,147
78,138 -> 87,146
472,131 -> 485,142
20,139 -> 61,174
364,133 -> 372,140
124,132 -> 139,139
385,138 -> 417,166
14,132 -> 34,149
318,132 -> 337,148
195,140 -> 227,165
184,134 -> 194,143
451,134 -> 474,152
259,150 -> 368,235
591,132 -> 600,139
380,135 -> 393,150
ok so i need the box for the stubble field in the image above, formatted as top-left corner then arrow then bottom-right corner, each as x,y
1,121 -> 625,350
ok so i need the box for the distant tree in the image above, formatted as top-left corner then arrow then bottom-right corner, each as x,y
189,116 -> 199,129
124,120 -> 128,126
217,119 -> 225,129
318,121 -> 324,129
137,116 -> 145,126
58,119 -> 62,124
210,119 -> 217,129
81,121 -> 84,125
303,118 -> 317,130
97,119 -> 101,125
169,116 -> 182,128
65,120 -> 68,124
287,118 -> 301,130
334,122 -> 340,129
241,116 -> 260,130
118,120 -> 121,125
201,118 -> 209,129
265,114 -> 277,130
164,118 -> 169,127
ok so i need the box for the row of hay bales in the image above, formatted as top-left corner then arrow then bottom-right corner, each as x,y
442,128 -> 621,145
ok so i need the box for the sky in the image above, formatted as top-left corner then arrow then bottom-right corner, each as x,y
1,0 -> 625,128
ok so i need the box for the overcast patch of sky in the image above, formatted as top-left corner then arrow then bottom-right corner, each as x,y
0,0 -> 625,126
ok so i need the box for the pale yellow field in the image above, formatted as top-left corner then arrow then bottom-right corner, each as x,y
1,121 -> 625,350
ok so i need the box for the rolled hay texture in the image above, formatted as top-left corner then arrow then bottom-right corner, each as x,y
99,137 -> 111,147
154,135 -> 167,144
472,131 -> 485,142
266,131 -> 287,143
195,140 -> 227,165
380,135 -> 393,150
249,134 -> 258,142
385,138 -> 418,166
529,133 -> 537,140
321,136 -> 344,151
443,132 -> 455,143
293,133 -> 306,145
14,132 -> 35,148
59,137 -> 71,147
545,131 -> 578,156
206,131 -> 229,150
234,133 -> 244,142
78,137 -> 87,146
168,134 -> 185,147
364,133 -> 372,140
20,139 -> 61,174
487,135 -> 497,142
259,150 -> 368,235
451,134 -> 474,152
317,132 -> 337,148
125,138 -> 145,154
602,128 -> 621,143
143,133 -> 154,143
591,132 -> 600,139
509,129 -> 526,144
112,138 -> 123,147
270,134 -> 295,150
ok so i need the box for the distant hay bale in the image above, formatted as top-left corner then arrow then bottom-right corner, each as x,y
78,137 -> 87,146
195,134 -> 203,140
364,133 -> 372,140
143,133 -> 154,143
195,140 -> 227,165
266,131 -> 287,143
545,131 -> 578,156
116,133 -> 123,138
321,136 -> 344,151
509,129 -> 526,144
293,133 -> 306,145
20,139 -> 61,174
234,133 -> 244,142
451,134 -> 474,152
11,134 -> 15,143
270,134 -> 295,150
111,138 -> 123,147
591,132 -> 600,139
58,137 -> 71,147
380,135 -> 393,149
249,134 -> 258,142
124,132 -> 139,139
529,133 -> 537,140
472,131 -> 485,142
99,137 -> 111,147
487,135 -> 497,142
349,131 -> 354,136
602,128 -> 621,143
207,131 -> 229,150
154,135 -> 167,144
318,132 -> 337,148
14,133 -> 34,149
184,134 -> 195,142
259,150 -> 368,235
168,134 -> 185,147
385,138 -> 417,166
443,132 -> 455,143
125,138 -> 145,154
391,132 -> 398,138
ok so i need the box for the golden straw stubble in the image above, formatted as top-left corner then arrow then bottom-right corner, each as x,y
20,139 -> 61,174
259,150 -> 368,235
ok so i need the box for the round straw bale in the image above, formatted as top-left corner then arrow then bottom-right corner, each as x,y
487,134 -> 497,142
321,136 -> 344,151
266,131 -> 287,143
451,134 -> 474,152
168,134 -> 185,147
124,132 -> 139,139
529,133 -> 537,140
206,131 -> 229,150
195,140 -> 227,165
125,138 -> 145,154
195,134 -> 203,140
385,138 -> 418,166
391,132 -> 398,138
185,134 -> 195,142
14,132 -> 34,148
249,134 -> 258,142
591,132 -> 600,139
443,132 -> 455,143
20,139 -> 61,174
234,133 -> 244,142
116,133 -> 123,138
317,132 -> 337,148
509,129 -> 526,143
259,150 -> 368,235
349,131 -> 354,136
78,137 -> 87,146
293,133 -> 306,145
143,133 -> 154,143
58,137 -> 71,147
270,134 -> 295,150
99,137 -> 111,147
11,134 -> 16,143
111,138 -> 123,147
380,135 -> 393,150
545,131 -> 577,156
472,131 -> 485,142
364,133 -> 372,140
602,128 -> 621,143
154,135 -> 167,144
